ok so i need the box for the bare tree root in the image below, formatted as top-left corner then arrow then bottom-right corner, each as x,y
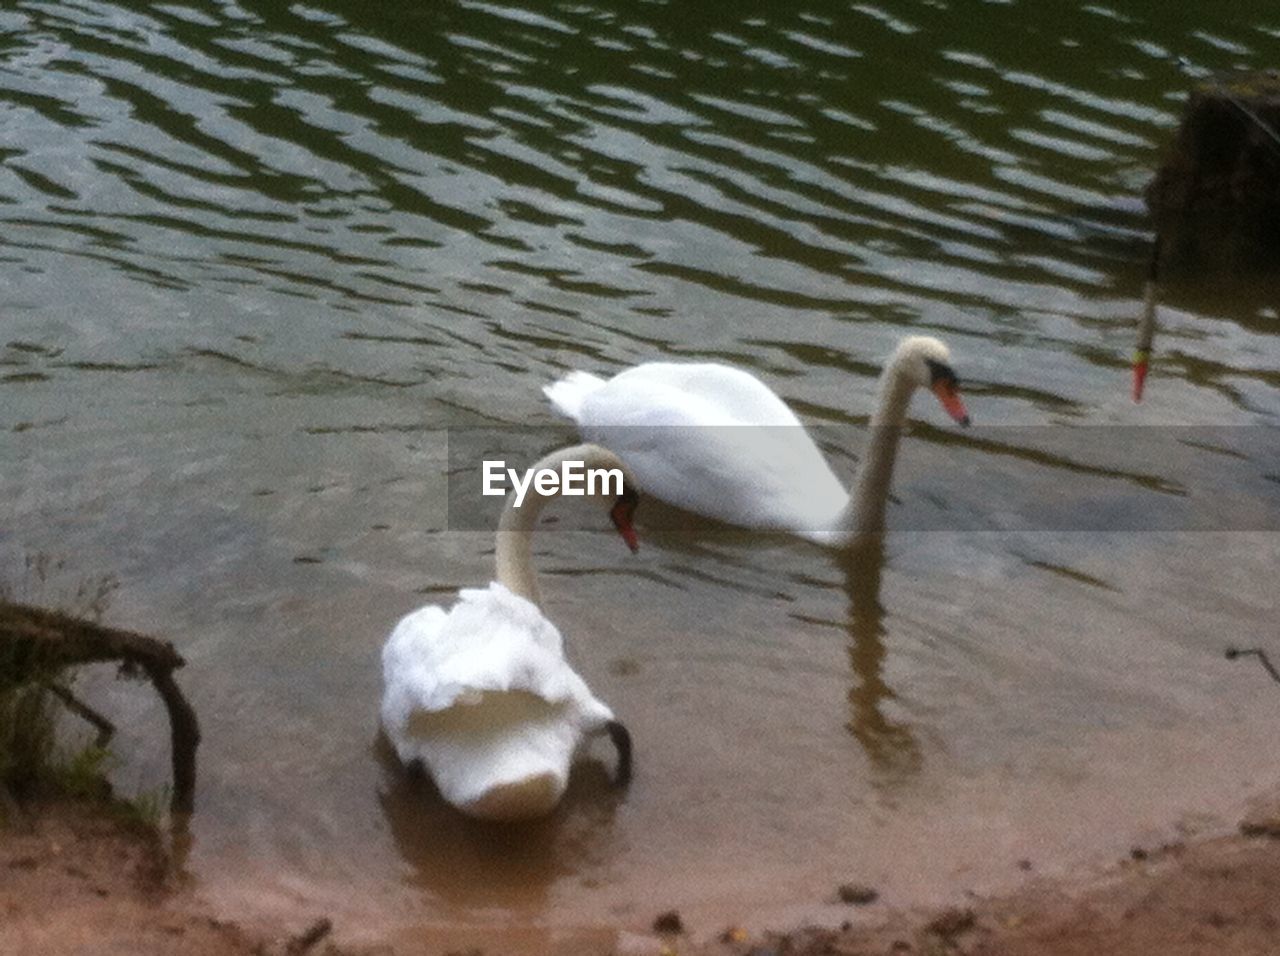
44,682 -> 116,748
1,600 -> 201,814
1225,647 -> 1280,685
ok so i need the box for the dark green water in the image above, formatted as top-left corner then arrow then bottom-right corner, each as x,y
2,0 -> 1279,940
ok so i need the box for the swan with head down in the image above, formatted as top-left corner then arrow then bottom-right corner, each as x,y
544,336 -> 969,547
380,443 -> 639,822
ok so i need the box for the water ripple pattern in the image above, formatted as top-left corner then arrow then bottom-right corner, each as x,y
3,0 -> 1278,422
3,0 -> 1280,930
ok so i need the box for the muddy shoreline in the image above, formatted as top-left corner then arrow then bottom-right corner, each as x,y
4,792 -> 1280,956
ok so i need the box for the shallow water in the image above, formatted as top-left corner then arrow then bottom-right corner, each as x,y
3,0 -> 1280,943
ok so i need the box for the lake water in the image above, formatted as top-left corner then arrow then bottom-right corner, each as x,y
3,0 -> 1279,947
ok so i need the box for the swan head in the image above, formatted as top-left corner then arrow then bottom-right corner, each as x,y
575,442 -> 640,553
893,336 -> 970,427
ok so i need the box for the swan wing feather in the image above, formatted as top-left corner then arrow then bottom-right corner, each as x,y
542,370 -> 606,420
594,362 -> 805,427
564,363 -> 847,531
381,582 -> 591,715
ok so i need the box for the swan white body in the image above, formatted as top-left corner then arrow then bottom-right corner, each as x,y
546,364 -> 849,539
381,582 -> 616,820
380,445 -> 636,821
544,336 -> 968,547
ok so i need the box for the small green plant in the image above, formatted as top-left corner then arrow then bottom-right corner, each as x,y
114,784 -> 171,831
53,743 -> 114,800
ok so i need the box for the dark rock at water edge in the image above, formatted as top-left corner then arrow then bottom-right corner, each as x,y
1147,70 -> 1280,274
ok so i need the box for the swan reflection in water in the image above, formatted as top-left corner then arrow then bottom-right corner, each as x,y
835,538 -> 923,782
374,730 -> 626,909
543,336 -> 964,781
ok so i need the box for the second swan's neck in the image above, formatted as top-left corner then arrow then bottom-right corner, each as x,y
836,357 -> 917,543
494,443 -> 624,607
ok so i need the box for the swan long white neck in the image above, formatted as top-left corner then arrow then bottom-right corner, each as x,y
837,350 -> 920,543
495,443 -> 629,607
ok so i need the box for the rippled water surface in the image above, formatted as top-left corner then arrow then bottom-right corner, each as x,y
4,0 -> 1280,942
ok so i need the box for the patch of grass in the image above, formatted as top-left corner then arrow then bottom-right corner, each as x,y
0,667 -> 121,813
0,557 -> 152,825
0,679 -> 61,799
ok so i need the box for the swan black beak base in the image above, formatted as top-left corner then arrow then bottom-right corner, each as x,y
926,361 -> 971,427
605,719 -> 633,786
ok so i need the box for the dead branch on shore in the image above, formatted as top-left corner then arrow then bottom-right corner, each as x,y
285,918 -> 333,954
0,600 -> 201,814
1225,647 -> 1280,686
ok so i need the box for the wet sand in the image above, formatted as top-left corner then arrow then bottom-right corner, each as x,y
5,789 -> 1280,956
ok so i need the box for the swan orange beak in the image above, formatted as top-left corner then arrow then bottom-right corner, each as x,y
931,380 -> 970,427
1132,349 -> 1149,403
610,491 -> 640,553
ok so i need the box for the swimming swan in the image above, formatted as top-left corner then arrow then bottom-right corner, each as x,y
544,336 -> 968,548
380,444 -> 639,821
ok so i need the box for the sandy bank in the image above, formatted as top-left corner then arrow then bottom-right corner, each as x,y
4,793 -> 1280,956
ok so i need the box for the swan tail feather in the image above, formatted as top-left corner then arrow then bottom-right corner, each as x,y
543,370 -> 606,421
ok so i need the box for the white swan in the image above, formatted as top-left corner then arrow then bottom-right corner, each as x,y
543,336 -> 969,548
380,444 -> 639,822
